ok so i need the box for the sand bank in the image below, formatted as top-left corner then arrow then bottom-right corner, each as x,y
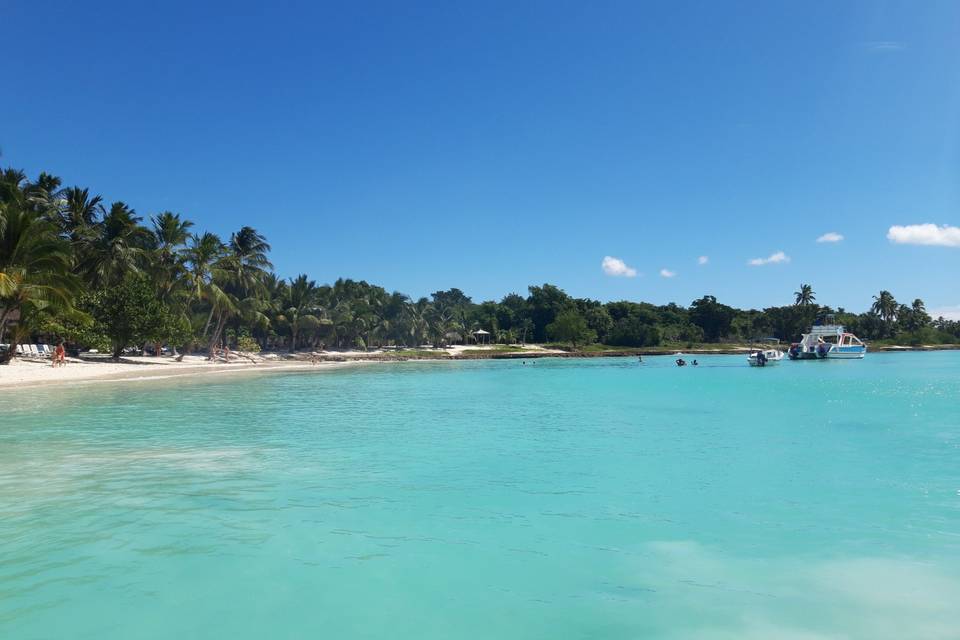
0,354 -> 368,389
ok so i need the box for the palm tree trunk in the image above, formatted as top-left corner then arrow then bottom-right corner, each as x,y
0,315 -> 14,364
290,324 -> 298,353
0,307 -> 11,346
208,312 -> 226,360
201,305 -> 216,340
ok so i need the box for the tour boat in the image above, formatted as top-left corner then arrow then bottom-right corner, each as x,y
747,348 -> 785,366
788,323 -> 866,360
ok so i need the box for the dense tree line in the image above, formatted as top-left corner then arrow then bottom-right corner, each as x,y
2,167 -> 958,362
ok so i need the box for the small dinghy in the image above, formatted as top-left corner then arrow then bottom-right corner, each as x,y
747,338 -> 784,367
748,348 -> 784,367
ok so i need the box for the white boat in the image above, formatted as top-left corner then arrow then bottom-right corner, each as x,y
788,322 -> 866,360
747,348 -> 785,366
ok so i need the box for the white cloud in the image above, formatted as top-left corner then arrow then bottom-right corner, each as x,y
697,255 -> 709,265
601,256 -> 637,277
817,232 -> 844,243
748,251 -> 790,266
929,305 -> 960,321
862,41 -> 906,53
659,268 -> 676,278
887,224 -> 960,247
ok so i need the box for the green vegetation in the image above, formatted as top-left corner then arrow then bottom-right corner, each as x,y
546,310 -> 596,349
87,274 -> 186,359
544,343 -> 634,353
2,165 -> 959,362
386,349 -> 451,358
458,346 -> 525,355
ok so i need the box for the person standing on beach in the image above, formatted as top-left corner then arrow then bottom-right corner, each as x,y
52,341 -> 66,367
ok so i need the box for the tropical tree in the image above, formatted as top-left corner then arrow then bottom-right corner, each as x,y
203,227 -> 272,357
689,295 -> 736,341
149,212 -> 193,302
76,201 -> 151,287
281,274 -> 324,352
57,186 -> 104,241
0,206 -> 79,360
794,284 -> 815,306
546,309 -> 596,349
871,290 -> 898,324
184,232 -> 226,304
89,274 -> 177,359
224,226 -> 273,297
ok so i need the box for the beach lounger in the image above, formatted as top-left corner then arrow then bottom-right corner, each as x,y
16,344 -> 26,355
29,344 -> 40,356
36,344 -> 48,356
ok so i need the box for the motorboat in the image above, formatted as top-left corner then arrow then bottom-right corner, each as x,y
748,348 -> 785,366
747,338 -> 784,366
788,320 -> 866,360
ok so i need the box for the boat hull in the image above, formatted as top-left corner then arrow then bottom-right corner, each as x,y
790,322 -> 867,361
825,346 -> 866,359
788,346 -> 866,360
748,350 -> 784,366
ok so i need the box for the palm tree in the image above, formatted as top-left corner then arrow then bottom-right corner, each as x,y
22,172 -> 64,219
203,227 -> 272,357
282,274 -> 322,352
903,298 -> 931,332
0,206 -> 79,359
871,290 -> 898,324
405,297 -> 432,347
794,284 -> 815,306
150,212 -> 193,263
77,201 -> 151,287
184,232 -> 226,302
260,273 -> 289,350
148,212 -> 193,302
57,186 -> 104,241
224,226 -> 273,297
183,232 -> 231,350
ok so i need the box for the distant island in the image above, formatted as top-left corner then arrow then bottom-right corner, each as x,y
2,166 -> 959,365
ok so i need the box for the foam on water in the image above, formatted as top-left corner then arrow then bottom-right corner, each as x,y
1,353 -> 959,638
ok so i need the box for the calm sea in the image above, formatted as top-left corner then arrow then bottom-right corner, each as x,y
2,353 -> 959,639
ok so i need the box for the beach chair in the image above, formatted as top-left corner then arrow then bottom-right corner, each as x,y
16,344 -> 26,355
29,344 -> 40,357
36,344 -> 48,356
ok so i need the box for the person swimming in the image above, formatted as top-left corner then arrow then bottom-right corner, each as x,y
675,358 -> 686,367
692,359 -> 698,366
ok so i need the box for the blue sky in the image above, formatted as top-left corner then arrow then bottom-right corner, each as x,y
3,1 -> 959,315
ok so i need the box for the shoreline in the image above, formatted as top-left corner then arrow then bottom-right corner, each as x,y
3,343 -> 958,389
315,343 -> 960,361
0,358 -> 371,390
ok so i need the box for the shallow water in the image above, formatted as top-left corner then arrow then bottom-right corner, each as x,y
2,353 -> 959,639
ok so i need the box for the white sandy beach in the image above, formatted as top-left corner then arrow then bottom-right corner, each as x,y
0,345 -> 569,389
0,354 -> 363,389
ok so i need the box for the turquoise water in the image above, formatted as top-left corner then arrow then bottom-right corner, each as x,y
2,353 -> 959,639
